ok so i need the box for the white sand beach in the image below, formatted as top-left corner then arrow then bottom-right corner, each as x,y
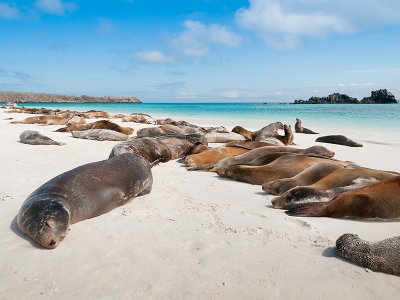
0,108 -> 399,299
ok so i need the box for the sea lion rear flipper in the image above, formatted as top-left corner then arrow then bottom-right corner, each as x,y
285,202 -> 328,217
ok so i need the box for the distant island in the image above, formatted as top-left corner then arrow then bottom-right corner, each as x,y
293,89 -> 398,104
0,91 -> 141,103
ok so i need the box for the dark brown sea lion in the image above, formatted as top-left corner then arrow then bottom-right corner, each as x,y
217,155 -> 352,185
316,135 -> 363,147
109,137 -> 173,163
55,120 -> 134,135
286,176 -> 400,219
336,234 -> 400,276
295,118 -> 318,134
209,145 -> 335,173
17,153 -> 153,249
271,167 -> 398,209
19,130 -> 65,146
262,162 -> 345,195
80,110 -> 111,119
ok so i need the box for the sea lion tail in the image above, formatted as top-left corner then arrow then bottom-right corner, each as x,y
285,202 -> 328,217
54,127 -> 68,132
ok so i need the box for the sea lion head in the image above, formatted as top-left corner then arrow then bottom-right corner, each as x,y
271,187 -> 319,209
18,200 -> 70,249
304,145 -> 335,158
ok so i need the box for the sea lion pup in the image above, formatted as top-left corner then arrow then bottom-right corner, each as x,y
72,129 -> 128,141
19,130 -> 65,146
336,234 -> 400,276
262,162 -> 345,195
17,153 -> 153,249
207,145 -> 335,173
316,135 -> 363,147
286,175 -> 400,219
273,124 -> 294,146
109,137 -> 173,163
80,110 -> 111,119
121,113 -> 155,124
55,120 -> 134,135
217,155 -> 352,185
231,126 -> 255,140
271,167 -> 397,209
295,118 -> 318,134
204,131 -> 245,143
11,115 -> 72,125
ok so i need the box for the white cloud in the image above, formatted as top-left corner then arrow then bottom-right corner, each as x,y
337,83 -> 375,87
135,51 -> 174,64
34,0 -> 77,16
173,20 -> 242,56
236,0 -> 352,49
0,3 -> 21,20
347,68 -> 400,74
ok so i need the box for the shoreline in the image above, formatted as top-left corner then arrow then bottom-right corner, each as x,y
0,107 -> 399,298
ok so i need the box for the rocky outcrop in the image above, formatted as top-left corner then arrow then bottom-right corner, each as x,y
361,89 -> 398,104
0,91 -> 141,103
293,89 -> 398,104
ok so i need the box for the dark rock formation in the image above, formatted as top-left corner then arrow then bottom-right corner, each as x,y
0,91 -> 141,103
293,89 -> 398,104
361,89 -> 398,104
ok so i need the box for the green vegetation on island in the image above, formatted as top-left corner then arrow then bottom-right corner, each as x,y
0,91 -> 141,103
293,89 -> 398,104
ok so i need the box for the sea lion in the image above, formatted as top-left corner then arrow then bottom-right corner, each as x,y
286,176 -> 400,219
204,132 -> 245,143
295,118 -> 318,134
17,153 -> 153,249
271,167 -> 397,209
217,155 -> 352,185
336,234 -> 400,276
254,122 -> 284,142
71,129 -> 128,141
316,135 -> 363,147
19,130 -> 65,146
273,124 -> 294,145
65,115 -> 86,126
185,146 -> 250,168
122,113 -> 155,124
11,115 -> 72,125
208,145 -> 335,173
262,162 -> 345,195
231,126 -> 255,140
80,110 -> 111,119
109,137 -> 173,163
137,124 -> 202,137
55,120 -> 134,135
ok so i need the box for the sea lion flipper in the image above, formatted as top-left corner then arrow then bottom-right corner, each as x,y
285,202 -> 328,217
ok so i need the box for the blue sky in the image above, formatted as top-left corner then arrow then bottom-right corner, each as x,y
1,0 -> 400,102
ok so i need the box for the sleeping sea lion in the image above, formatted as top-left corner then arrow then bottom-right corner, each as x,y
316,135 -> 363,147
71,129 -> 128,141
80,110 -> 111,119
11,115 -> 73,125
55,120 -> 134,135
122,113 -> 155,124
17,153 -> 153,249
295,118 -> 318,134
336,234 -> 400,276
271,167 -> 397,209
19,130 -> 65,146
286,176 -> 400,219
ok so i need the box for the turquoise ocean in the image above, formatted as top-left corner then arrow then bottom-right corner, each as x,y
9,102 -> 400,145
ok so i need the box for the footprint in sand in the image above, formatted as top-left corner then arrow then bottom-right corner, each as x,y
285,217 -> 311,230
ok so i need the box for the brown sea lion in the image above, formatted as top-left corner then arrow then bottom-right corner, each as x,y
109,137 -> 173,163
231,126 -> 255,140
65,115 -> 86,126
17,153 -> 153,249
217,155 -> 352,185
11,115 -> 71,125
271,167 -> 398,209
286,176 -> 400,219
316,135 -> 363,147
336,234 -> 400,276
55,120 -> 134,135
208,145 -> 335,173
295,118 -> 318,134
19,130 -> 65,146
273,124 -> 294,145
185,146 -> 250,168
262,162 -> 345,195
80,110 -> 111,119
